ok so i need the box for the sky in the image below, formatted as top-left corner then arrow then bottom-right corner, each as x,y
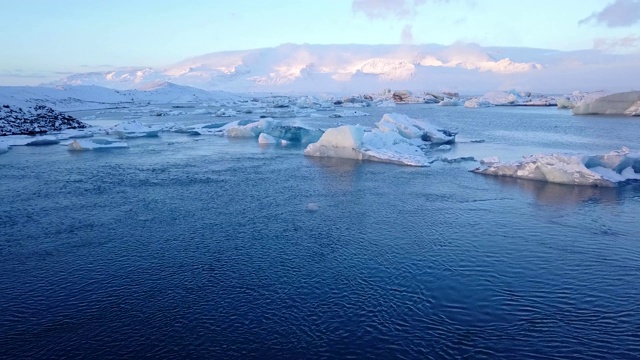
1,0 -> 639,85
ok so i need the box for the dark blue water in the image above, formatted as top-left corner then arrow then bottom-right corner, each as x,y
1,106 -> 640,359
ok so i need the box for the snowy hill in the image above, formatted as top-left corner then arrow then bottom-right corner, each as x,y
51,43 -> 640,94
0,83 -> 241,111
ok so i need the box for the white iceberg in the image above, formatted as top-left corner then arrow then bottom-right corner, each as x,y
557,91 -> 608,109
67,138 -> 129,151
218,118 -> 278,138
375,113 -> 456,144
572,91 -> 640,116
107,120 -> 161,138
473,148 -> 640,187
303,125 -> 431,166
465,90 -> 556,108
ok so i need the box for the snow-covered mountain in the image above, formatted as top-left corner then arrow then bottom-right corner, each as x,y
0,82 -> 241,111
50,43 -> 640,94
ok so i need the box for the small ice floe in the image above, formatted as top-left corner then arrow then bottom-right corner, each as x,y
305,202 -> 319,212
67,138 -> 129,151
480,156 -> 500,165
107,120 -> 161,139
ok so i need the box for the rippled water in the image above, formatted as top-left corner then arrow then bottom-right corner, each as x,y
1,105 -> 640,359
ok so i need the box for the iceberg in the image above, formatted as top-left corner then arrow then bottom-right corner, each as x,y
0,142 -> 8,154
264,125 -> 324,143
464,90 -> 556,108
107,120 -> 161,138
472,148 -> 640,187
303,125 -> 431,166
375,113 -> 456,144
218,118 -> 277,138
572,91 -> 640,116
67,138 -> 129,151
557,91 -> 607,109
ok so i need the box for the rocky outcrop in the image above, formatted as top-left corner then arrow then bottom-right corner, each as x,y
1,104 -> 88,136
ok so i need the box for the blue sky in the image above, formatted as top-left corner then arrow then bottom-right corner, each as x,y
1,0 -> 639,85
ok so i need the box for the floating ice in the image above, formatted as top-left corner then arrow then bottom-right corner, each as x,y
305,202 -> 319,211
557,91 -> 608,109
465,90 -> 556,108
219,118 -> 278,138
473,148 -> 640,187
68,138 -> 129,151
264,125 -> 324,144
376,113 -> 456,144
329,110 -> 369,118
303,125 -> 431,166
258,133 -> 277,144
107,120 -> 161,138
480,156 -> 500,165
0,142 -> 8,154
572,91 -> 640,116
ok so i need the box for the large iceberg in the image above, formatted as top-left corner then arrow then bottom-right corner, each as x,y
572,91 -> 640,116
472,148 -> 640,187
304,125 -> 431,166
303,113 -> 458,166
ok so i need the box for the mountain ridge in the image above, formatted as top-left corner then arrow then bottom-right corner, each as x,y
50,43 -> 640,94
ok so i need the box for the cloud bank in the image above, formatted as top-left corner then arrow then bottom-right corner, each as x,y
351,0 -> 453,20
579,0 -> 640,27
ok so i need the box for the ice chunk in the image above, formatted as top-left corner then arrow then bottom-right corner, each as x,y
108,120 -> 161,138
68,138 -> 129,151
0,142 -> 8,154
305,202 -> 319,211
473,149 -> 640,187
572,91 -> 640,116
480,156 -> 500,165
329,110 -> 369,118
557,91 -> 607,109
375,113 -> 456,144
465,90 -> 556,107
258,133 -> 277,144
220,118 -> 278,138
264,125 -> 324,143
438,98 -> 462,106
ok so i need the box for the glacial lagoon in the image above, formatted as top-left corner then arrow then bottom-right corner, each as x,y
1,104 -> 639,358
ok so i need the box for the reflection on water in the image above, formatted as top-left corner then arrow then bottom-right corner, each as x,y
488,176 -> 621,206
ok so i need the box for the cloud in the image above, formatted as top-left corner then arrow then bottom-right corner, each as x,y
352,0 -> 457,20
579,0 -> 640,27
594,34 -> 640,52
401,25 -> 414,44
0,70 -> 48,79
